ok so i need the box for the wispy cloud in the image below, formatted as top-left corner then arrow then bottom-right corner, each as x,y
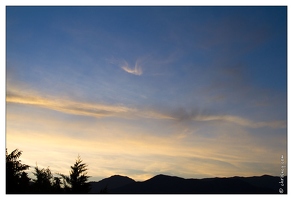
6,90 -> 286,129
6,90 -> 134,118
193,114 -> 286,129
163,107 -> 286,129
6,90 -> 175,121
121,60 -> 143,76
108,57 -> 144,76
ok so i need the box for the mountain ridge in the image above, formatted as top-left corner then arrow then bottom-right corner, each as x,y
89,174 -> 287,194
89,174 -> 135,193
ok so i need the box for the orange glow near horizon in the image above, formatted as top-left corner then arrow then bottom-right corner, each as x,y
6,100 -> 286,181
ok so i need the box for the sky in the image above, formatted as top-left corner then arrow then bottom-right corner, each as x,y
5,6 -> 287,182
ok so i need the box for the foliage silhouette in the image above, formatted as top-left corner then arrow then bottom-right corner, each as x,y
19,172 -> 31,193
32,166 -> 53,193
6,148 -> 91,194
31,166 -> 65,194
52,176 -> 64,193
59,155 -> 91,194
6,149 -> 30,194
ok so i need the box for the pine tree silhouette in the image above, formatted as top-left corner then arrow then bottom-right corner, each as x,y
59,155 -> 91,193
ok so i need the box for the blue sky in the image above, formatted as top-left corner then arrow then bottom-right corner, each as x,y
6,6 -> 287,181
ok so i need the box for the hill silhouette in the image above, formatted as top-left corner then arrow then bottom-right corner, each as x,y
89,174 -> 287,194
89,175 -> 135,193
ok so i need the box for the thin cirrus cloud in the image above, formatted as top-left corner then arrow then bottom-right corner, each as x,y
107,57 -> 143,75
121,60 -> 143,76
192,114 -> 286,129
163,107 -> 286,129
6,90 -> 134,118
6,90 -> 286,129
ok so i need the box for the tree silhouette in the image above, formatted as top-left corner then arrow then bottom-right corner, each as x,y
31,166 -> 65,193
52,176 -> 63,193
6,149 -> 91,194
32,166 -> 54,193
19,171 -> 31,193
60,156 -> 91,193
6,149 -> 30,194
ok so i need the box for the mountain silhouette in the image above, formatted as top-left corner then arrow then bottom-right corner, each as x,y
230,175 -> 286,192
89,174 -> 287,194
89,175 -> 135,193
